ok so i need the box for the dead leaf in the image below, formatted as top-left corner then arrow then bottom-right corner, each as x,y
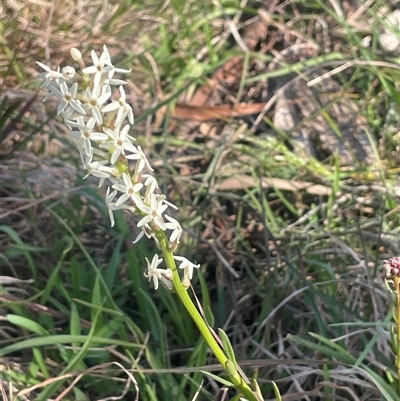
172,103 -> 268,122
216,175 -> 332,196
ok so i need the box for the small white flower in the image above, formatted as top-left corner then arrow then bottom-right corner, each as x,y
142,175 -> 158,203
112,172 -> 143,207
104,77 -> 128,86
164,214 -> 182,245
50,81 -> 86,116
83,154 -> 119,186
105,187 -> 118,227
82,45 -> 131,87
100,124 -> 137,164
155,194 -> 178,210
126,146 -> 154,176
104,186 -> 134,227
101,85 -> 134,127
68,117 -> 108,157
133,227 -> 149,244
35,61 -> 64,88
82,85 -> 111,124
82,46 -> 114,87
84,160 -> 110,181
173,256 -> 200,280
137,193 -> 168,230
132,224 -> 160,247
61,108 -> 80,123
159,275 -> 174,290
103,70 -> 131,90
92,147 -> 110,160
144,254 -> 172,290
112,65 -> 132,75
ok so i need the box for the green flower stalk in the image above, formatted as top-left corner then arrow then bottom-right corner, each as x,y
383,256 -> 400,394
35,46 -> 264,400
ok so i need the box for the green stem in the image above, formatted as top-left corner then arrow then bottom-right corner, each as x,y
395,276 -> 400,394
155,230 -> 261,401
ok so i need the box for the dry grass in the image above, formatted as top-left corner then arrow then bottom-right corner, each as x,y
1,0 -> 400,399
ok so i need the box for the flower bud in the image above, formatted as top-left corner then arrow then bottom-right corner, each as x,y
70,48 -> 82,61
61,66 -> 76,81
182,277 -> 191,289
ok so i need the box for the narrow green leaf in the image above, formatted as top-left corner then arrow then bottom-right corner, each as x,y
7,314 -> 50,336
218,328 -> 237,366
91,274 -> 103,329
70,302 -> 81,350
1,334 -> 143,357
271,381 -> 282,401
103,236 -> 123,290
95,315 -> 125,339
32,347 -> 50,379
201,370 -> 234,387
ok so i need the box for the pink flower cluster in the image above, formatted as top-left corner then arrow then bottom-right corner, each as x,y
383,256 -> 400,277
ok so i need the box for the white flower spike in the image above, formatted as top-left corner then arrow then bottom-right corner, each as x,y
36,45 -> 199,291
